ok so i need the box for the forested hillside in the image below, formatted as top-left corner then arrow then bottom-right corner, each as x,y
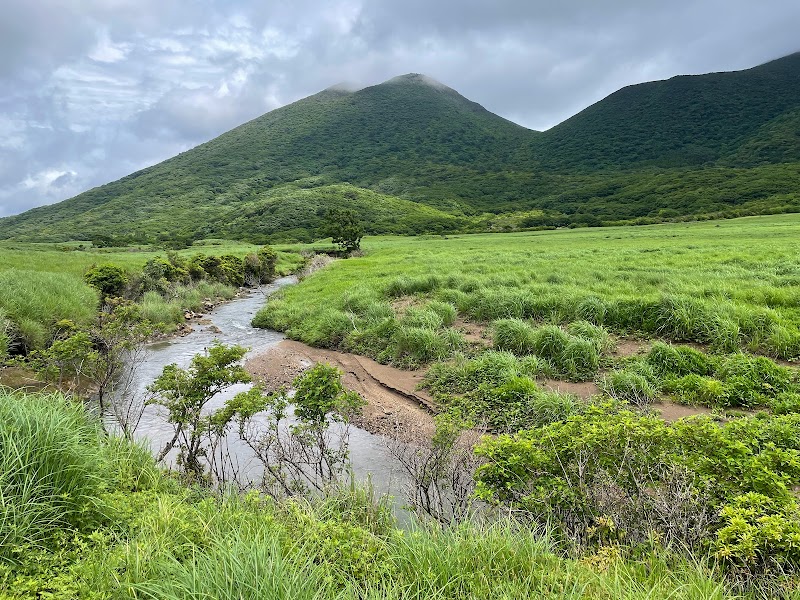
1,54 -> 799,242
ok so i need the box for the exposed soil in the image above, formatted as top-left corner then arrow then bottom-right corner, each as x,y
611,337 -> 649,358
539,378 -> 600,399
390,296 -> 421,316
247,340 -> 436,444
454,317 -> 489,346
654,400 -> 714,422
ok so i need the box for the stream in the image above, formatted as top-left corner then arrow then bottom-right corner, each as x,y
112,276 -> 408,499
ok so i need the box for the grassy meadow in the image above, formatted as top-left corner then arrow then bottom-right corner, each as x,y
0,240 -> 303,354
256,214 -> 800,412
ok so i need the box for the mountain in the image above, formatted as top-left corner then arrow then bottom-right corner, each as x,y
2,54 -> 800,243
531,52 -> 800,171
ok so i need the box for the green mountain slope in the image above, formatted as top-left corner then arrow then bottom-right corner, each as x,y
1,54 -> 800,243
533,52 -> 800,170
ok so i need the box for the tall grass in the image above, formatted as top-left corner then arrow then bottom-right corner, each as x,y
119,502 -> 734,600
0,269 -> 98,349
255,215 -> 800,360
0,391 -> 107,558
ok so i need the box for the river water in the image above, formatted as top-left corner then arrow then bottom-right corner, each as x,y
114,276 -> 408,498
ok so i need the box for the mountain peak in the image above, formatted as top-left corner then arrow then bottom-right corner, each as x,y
324,81 -> 362,93
384,73 -> 451,90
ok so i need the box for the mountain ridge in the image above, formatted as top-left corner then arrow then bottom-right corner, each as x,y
2,54 -> 799,242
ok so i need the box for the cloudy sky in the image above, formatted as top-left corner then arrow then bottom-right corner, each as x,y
1,0 -> 798,218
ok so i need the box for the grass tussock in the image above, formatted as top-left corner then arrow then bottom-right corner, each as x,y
254,216 -> 800,361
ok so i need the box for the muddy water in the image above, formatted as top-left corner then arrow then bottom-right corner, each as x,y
114,276 -> 408,497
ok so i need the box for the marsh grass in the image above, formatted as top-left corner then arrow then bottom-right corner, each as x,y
0,270 -> 98,350
0,391 -> 107,558
255,215 -> 800,360
0,242 -> 294,351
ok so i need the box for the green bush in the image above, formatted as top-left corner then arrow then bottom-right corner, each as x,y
712,493 -> 800,572
219,255 -> 245,287
84,263 -> 128,300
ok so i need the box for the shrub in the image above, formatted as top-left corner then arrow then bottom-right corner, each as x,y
712,493 -> 800,573
84,263 -> 128,300
257,245 -> 278,282
219,255 -> 245,287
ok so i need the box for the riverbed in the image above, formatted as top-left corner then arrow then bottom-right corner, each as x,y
113,276 -> 409,497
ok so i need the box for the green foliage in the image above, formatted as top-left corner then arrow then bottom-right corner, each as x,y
219,254 -> 245,287
83,263 -> 128,300
712,493 -> 800,572
475,406 -> 800,570
599,369 -> 659,406
0,392 -> 107,560
292,363 -> 365,424
147,343 -> 253,479
320,207 -> 364,253
5,55 -> 800,244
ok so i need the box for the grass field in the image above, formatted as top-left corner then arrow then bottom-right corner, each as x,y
255,215 -> 800,413
257,214 -> 800,356
0,240 -> 303,353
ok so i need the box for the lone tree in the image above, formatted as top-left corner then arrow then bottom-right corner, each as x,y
320,208 -> 363,253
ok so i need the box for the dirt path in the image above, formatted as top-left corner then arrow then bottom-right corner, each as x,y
246,340 -> 436,443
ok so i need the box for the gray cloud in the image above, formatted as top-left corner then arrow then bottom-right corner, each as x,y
1,0 -> 799,217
